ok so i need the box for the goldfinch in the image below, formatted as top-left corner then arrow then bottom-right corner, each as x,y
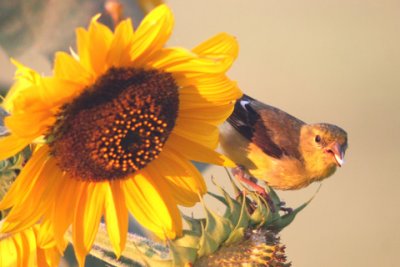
219,94 -> 348,191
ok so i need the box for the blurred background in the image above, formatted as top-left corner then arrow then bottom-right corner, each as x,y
1,0 -> 399,266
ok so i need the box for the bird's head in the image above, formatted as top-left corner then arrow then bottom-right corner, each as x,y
300,123 -> 348,178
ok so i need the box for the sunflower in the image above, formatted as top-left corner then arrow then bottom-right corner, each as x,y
0,224 -> 62,267
0,4 -> 241,266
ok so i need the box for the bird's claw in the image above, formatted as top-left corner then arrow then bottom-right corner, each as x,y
278,201 -> 293,214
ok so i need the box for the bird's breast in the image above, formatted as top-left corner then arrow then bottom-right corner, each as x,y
219,122 -> 323,190
246,143 -> 312,190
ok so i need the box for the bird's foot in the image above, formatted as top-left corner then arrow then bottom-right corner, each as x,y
278,201 -> 293,214
232,166 -> 276,213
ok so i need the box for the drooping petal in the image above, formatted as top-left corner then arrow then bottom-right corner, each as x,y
165,133 -> 235,167
173,117 -> 219,149
0,226 -> 62,267
2,155 -> 61,234
11,227 -> 36,266
103,180 -> 128,258
52,176 -> 84,251
149,49 -> 234,74
146,47 -> 196,70
73,182 -> 106,266
0,227 -> 35,267
147,31 -> 239,74
0,134 -> 32,161
179,102 -> 235,126
178,75 -> 241,105
0,145 -> 49,210
130,4 -> 174,65
4,111 -> 55,139
122,172 -> 182,239
37,174 -> 70,250
146,149 -> 206,206
3,60 -> 42,111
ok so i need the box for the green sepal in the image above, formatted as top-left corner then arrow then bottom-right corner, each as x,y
267,186 -> 320,231
232,191 -> 251,231
208,187 -> 242,227
172,230 -> 201,249
182,213 -> 204,236
196,197 -> 234,257
168,238 -> 198,267
197,222 -> 220,257
248,192 -> 270,227
223,227 -> 245,246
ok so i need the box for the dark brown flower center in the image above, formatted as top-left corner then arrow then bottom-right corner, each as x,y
47,67 -> 179,181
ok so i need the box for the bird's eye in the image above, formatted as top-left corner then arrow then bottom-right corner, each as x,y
315,135 -> 321,143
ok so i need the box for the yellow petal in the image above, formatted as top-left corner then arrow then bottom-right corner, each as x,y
73,182 -> 105,267
104,181 -> 128,258
106,18 -> 135,67
53,51 -> 93,85
3,61 -> 48,112
0,145 -> 48,209
178,75 -> 242,105
75,27 -> 92,73
192,33 -> 239,61
4,111 -> 55,139
173,117 -> 219,149
152,55 -> 234,74
179,102 -> 235,126
39,77 -> 85,108
34,226 -> 64,267
148,38 -> 238,74
36,244 -> 62,267
11,227 -> 36,266
0,234 -> 17,266
2,61 -> 39,111
87,15 -> 114,75
146,149 -> 206,206
0,134 -> 31,161
122,171 -> 182,239
130,4 -> 174,66
53,176 -> 83,251
165,133 -> 235,167
2,156 -> 60,234
37,175 -> 68,249
146,47 -> 195,70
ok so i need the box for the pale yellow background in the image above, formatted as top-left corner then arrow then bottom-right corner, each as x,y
168,1 -> 400,266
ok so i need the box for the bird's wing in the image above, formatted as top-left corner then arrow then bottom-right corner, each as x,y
228,94 -> 304,159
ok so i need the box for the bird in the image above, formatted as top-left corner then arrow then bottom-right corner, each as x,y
219,94 -> 348,192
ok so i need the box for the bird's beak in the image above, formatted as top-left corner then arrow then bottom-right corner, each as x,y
326,142 -> 345,167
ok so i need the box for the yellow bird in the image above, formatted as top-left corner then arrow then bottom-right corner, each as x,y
219,94 -> 348,191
